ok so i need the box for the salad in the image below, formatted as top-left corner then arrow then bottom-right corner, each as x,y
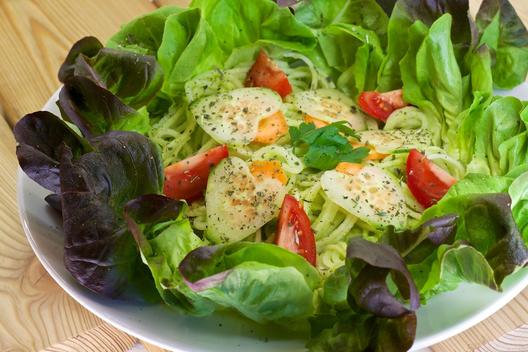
13,0 -> 528,351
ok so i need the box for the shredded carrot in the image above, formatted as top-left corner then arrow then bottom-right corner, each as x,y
250,160 -> 288,185
336,162 -> 363,176
303,114 -> 328,128
253,111 -> 288,144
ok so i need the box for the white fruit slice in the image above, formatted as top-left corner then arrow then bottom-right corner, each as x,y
321,166 -> 407,229
205,157 -> 287,243
358,129 -> 432,153
288,88 -> 366,130
191,87 -> 283,145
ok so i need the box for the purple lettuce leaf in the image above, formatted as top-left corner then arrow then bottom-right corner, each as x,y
58,76 -> 149,138
347,237 -> 420,314
14,111 -> 91,193
59,36 -> 163,108
60,131 -> 163,297
383,214 -> 459,264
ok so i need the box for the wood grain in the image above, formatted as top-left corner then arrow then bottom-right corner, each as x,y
42,324 -> 137,352
478,324 -> 528,352
0,0 -> 156,127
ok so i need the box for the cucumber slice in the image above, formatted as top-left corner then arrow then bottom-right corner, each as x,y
184,69 -> 243,102
205,157 -> 287,243
191,88 -> 283,145
287,88 -> 366,131
321,166 -> 407,229
358,129 -> 432,153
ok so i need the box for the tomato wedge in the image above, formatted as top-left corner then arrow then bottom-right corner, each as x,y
406,149 -> 457,208
358,89 -> 408,122
275,194 -> 317,266
163,145 -> 229,202
245,50 -> 293,99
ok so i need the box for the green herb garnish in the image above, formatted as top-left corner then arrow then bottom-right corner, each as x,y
289,121 -> 369,170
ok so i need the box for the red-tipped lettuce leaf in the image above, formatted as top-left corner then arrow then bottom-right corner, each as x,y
58,76 -> 149,138
476,0 -> 528,88
14,111 -> 91,193
124,194 -> 214,314
383,214 -> 459,263
347,237 -> 420,314
59,36 -> 163,108
60,131 -> 163,297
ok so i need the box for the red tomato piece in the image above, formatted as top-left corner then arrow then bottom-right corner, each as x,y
406,149 -> 457,208
245,50 -> 293,99
163,145 -> 229,202
358,89 -> 408,122
275,194 -> 317,266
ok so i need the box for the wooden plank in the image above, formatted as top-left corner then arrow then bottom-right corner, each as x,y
0,0 -> 156,127
431,289 -> 528,351
478,324 -> 528,352
42,324 -> 137,352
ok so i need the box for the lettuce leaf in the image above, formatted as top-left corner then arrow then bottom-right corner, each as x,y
124,194 -> 215,314
179,242 -> 321,323
14,111 -> 91,193
476,0 -> 528,89
378,0 -> 472,91
457,96 -> 527,175
58,76 -> 150,137
509,172 -> 528,243
107,6 -> 185,55
419,193 -> 528,293
295,0 -> 389,43
59,37 -> 163,109
158,0 -> 317,96
60,131 -> 163,297
294,0 -> 386,98
308,238 -> 418,352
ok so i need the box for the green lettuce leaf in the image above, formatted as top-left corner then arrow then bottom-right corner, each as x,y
192,0 -> 316,53
414,242 -> 499,297
107,6 -> 185,55
476,0 -> 528,89
157,8 -> 226,96
411,14 -> 464,145
295,0 -> 389,44
179,242 -> 321,323
124,194 -> 215,315
294,0 -> 387,98
509,171 -> 528,243
378,0 -> 472,91
457,96 -> 526,175
159,0 -> 317,96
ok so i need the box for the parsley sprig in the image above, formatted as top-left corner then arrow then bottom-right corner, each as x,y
289,121 -> 369,170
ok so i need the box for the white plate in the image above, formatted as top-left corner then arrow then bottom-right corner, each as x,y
17,85 -> 528,351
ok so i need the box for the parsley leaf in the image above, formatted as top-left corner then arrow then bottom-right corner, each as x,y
289,121 -> 369,170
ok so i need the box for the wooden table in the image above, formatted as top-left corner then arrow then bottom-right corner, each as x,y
1,1 -> 528,351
